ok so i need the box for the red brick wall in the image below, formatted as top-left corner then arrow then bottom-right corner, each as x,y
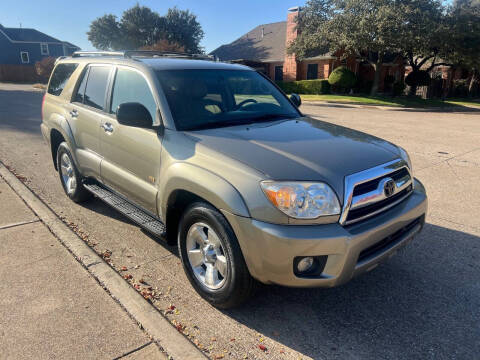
283,10 -> 299,82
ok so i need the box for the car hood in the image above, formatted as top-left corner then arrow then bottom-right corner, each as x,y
184,117 -> 401,200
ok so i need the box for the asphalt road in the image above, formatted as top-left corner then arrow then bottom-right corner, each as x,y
1,84 -> 479,360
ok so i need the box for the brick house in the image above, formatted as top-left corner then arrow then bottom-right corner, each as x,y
211,7 -> 405,92
0,24 -> 79,82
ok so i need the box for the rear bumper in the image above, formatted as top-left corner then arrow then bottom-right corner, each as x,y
223,178 -> 427,287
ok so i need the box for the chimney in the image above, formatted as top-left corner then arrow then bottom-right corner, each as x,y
283,6 -> 300,82
261,27 -> 265,38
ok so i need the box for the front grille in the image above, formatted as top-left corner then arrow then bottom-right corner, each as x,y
357,216 -> 423,263
347,184 -> 413,223
345,166 -> 413,225
352,167 -> 410,197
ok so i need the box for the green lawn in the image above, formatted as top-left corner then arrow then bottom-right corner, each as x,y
299,94 -> 480,109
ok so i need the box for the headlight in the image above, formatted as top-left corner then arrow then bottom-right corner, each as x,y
260,181 -> 340,219
398,147 -> 413,174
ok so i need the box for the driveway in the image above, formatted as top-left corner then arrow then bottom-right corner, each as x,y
0,85 -> 478,359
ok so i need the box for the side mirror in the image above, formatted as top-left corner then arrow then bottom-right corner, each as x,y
290,93 -> 302,107
116,102 -> 152,128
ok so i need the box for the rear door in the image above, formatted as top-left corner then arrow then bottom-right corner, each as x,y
70,64 -> 113,178
99,66 -> 162,215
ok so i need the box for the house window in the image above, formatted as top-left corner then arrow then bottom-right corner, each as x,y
20,52 -> 30,64
40,43 -> 49,55
274,66 -> 283,81
307,64 -> 318,80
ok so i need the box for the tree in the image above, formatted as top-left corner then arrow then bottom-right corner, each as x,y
290,0 -> 407,95
87,5 -> 204,53
140,39 -> 185,53
395,0 -> 449,95
444,0 -> 480,95
34,57 -> 56,82
162,7 -> 204,53
120,5 -> 163,49
87,14 -> 122,50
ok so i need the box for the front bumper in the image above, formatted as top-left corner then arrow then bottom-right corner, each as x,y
223,178 -> 427,287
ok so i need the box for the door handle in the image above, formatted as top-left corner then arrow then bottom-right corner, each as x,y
101,122 -> 114,133
70,109 -> 78,118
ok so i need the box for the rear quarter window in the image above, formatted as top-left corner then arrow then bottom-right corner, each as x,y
47,63 -> 79,96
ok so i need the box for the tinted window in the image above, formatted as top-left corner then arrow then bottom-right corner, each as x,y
156,70 -> 299,131
74,67 -> 89,103
110,68 -> 156,121
48,63 -> 78,96
83,66 -> 110,110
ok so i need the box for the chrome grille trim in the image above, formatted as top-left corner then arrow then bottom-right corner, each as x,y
339,159 -> 413,226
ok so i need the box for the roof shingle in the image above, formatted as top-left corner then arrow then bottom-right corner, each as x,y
211,21 -> 286,63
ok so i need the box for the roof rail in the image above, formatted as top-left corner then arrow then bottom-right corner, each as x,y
71,50 -> 215,61
72,51 -> 125,58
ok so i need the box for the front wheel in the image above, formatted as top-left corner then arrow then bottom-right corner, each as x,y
178,202 -> 256,308
56,142 -> 91,203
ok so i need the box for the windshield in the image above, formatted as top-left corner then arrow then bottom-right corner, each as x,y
156,69 -> 300,130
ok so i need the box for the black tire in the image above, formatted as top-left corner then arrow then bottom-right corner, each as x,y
56,142 -> 91,203
178,202 -> 256,308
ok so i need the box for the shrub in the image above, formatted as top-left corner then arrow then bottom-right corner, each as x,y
34,57 -> 56,82
328,66 -> 357,91
452,79 -> 469,98
405,71 -> 431,87
276,79 -> 330,94
392,81 -> 406,96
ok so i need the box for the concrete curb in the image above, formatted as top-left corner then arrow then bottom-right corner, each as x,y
0,163 -> 206,360
302,100 -> 480,112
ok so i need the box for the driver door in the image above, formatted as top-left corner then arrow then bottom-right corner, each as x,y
99,66 -> 162,215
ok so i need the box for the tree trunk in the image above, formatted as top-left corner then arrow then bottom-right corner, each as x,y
468,70 -> 478,97
409,84 -> 417,96
370,60 -> 382,96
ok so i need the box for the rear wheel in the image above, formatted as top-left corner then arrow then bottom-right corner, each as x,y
178,202 -> 256,308
56,142 -> 91,203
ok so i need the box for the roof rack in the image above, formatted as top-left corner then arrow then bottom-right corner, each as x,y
71,50 -> 215,61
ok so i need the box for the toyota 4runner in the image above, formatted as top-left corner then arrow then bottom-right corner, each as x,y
41,51 -> 427,308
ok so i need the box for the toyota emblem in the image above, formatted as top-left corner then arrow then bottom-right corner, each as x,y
384,179 -> 396,197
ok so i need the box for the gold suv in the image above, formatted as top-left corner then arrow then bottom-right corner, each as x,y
41,51 -> 427,308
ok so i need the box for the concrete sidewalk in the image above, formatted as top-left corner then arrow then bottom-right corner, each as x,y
0,177 -> 165,360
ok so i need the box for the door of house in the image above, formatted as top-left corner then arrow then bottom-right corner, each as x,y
307,64 -> 318,80
274,66 -> 283,81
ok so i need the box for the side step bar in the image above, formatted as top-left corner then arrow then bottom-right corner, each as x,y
83,183 -> 166,238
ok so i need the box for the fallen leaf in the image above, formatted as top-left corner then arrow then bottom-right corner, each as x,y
258,344 -> 267,352
123,274 -> 133,280
120,266 -> 128,271
213,355 -> 224,359
211,337 -> 217,342
230,338 -> 235,342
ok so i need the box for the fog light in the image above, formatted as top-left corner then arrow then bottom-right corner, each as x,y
297,257 -> 314,273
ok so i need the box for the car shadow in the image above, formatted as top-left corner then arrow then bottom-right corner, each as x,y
221,223 -> 480,359
77,194 -> 480,358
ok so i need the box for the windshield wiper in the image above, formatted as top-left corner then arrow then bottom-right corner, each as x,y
186,114 -> 298,131
248,113 -> 298,123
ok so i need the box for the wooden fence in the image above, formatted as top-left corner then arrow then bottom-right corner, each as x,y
0,64 -> 40,83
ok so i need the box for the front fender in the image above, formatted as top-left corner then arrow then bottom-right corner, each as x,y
159,162 -> 250,220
